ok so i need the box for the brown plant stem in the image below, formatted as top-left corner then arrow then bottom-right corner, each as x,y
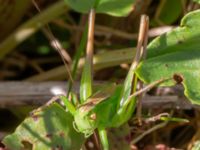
86,9 -> 96,77
136,15 -> 149,125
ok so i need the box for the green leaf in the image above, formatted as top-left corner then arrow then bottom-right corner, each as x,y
136,10 -> 200,105
64,0 -> 135,17
3,103 -> 85,150
152,0 -> 183,25
67,25 -> 88,94
193,0 -> 200,4
80,59 -> 93,103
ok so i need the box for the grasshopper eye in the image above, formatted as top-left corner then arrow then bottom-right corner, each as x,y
89,113 -> 96,120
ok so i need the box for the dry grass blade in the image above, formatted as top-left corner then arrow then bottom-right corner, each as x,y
131,122 -> 168,145
136,15 -> 149,125
129,15 -> 149,71
53,19 -> 173,39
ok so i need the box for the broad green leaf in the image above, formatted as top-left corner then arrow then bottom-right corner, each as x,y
64,0 -> 135,17
152,0 -> 183,25
136,10 -> 200,105
3,103 -> 85,150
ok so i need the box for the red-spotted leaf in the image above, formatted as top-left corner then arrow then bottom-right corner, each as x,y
3,103 -> 85,150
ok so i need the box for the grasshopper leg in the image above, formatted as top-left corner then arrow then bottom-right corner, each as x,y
60,95 -> 76,115
98,128 -> 109,150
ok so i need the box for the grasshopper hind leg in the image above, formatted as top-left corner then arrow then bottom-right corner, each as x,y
98,128 -> 109,150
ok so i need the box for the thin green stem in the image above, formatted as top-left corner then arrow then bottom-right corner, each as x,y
67,25 -> 88,95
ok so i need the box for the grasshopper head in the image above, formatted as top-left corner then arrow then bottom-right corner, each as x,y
74,109 -> 97,137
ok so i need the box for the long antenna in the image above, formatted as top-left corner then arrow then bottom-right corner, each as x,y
32,0 -> 73,82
